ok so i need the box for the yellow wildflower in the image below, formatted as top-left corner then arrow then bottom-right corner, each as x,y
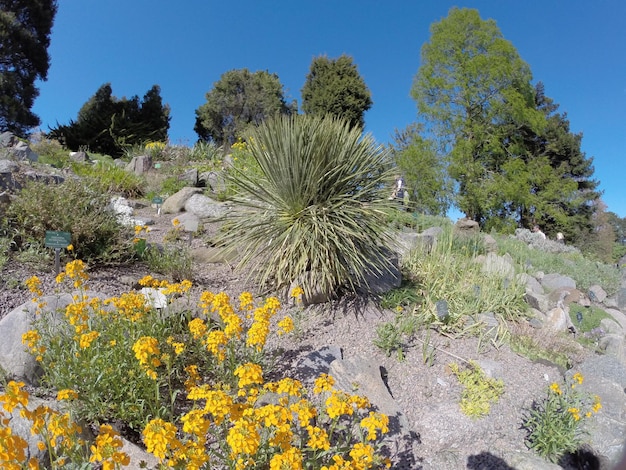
270,446 -> 303,470
568,407 -> 581,421
572,372 -> 584,386
549,382 -> 562,395
57,389 -> 79,401
25,275 -> 43,297
0,381 -> 29,412
314,373 -> 335,394
234,363 -> 264,389
306,425 -> 330,450
277,316 -> 294,335
226,419 -> 260,457
142,418 -> 180,461
360,411 -> 390,440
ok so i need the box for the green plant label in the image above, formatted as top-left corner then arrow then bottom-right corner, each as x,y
152,196 -> 163,205
45,230 -> 71,249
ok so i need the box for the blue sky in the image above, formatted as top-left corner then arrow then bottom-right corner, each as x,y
32,1 -> 625,217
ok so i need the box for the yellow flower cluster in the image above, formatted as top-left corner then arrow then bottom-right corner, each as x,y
0,382 -> 130,469
132,336 -> 162,380
89,424 -> 130,469
247,297 -> 281,351
104,291 -> 152,322
22,329 -> 46,362
145,141 -> 166,151
55,259 -> 89,289
25,275 -> 43,297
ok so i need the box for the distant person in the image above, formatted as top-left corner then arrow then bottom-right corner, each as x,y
389,175 -> 405,200
556,232 -> 564,244
532,225 -> 546,239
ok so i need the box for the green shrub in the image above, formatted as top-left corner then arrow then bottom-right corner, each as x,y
30,138 -> 69,168
523,372 -> 602,462
142,243 -> 194,282
71,160 -> 145,198
449,361 -> 504,418
217,114 -> 395,298
6,178 -> 132,264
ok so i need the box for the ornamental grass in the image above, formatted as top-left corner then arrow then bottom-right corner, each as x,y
216,114 -> 396,300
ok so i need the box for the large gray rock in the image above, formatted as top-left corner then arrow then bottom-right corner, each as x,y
357,250 -> 402,295
517,273 -> 544,294
481,252 -> 515,279
0,294 -> 73,384
161,187 -> 202,214
126,154 -> 153,175
455,218 -> 479,233
200,170 -> 226,193
179,168 -> 198,186
589,285 -> 607,303
576,355 -> 626,467
184,193 -> 230,219
524,290 -> 549,313
329,355 -> 411,436
615,288 -> 626,311
540,273 -> 576,292
13,140 -> 38,162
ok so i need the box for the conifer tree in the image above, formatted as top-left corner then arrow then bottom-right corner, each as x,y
0,0 -> 57,134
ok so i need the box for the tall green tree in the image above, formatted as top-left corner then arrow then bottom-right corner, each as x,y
194,69 -> 295,147
506,82 -> 601,242
390,124 -> 451,216
301,54 -> 372,129
411,7 -> 545,226
0,0 -> 57,134
50,83 -> 170,157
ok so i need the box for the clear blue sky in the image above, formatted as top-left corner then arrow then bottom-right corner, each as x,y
32,1 -> 626,218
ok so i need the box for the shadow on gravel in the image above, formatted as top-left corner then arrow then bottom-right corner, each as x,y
467,452 -> 515,469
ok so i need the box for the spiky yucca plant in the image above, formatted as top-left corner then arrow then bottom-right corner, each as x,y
218,114 -> 395,299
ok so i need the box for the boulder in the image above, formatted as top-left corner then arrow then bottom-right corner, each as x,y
161,187 -> 202,214
588,285 -> 607,303
13,140 -> 38,162
481,252 -> 515,279
615,288 -> 626,311
0,294 -> 73,384
576,356 -> 626,466
454,218 -> 479,233
184,193 -> 230,219
126,155 -> 152,176
69,151 -> 90,163
540,273 -> 576,292
179,168 -> 198,186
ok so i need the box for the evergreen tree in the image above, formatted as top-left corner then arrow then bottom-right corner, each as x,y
0,0 -> 57,134
301,54 -> 372,129
50,83 -> 170,157
411,7 -> 545,226
390,124 -> 451,216
194,69 -> 294,147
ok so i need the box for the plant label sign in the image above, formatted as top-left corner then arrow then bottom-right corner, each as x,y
152,196 -> 163,215
45,231 -> 71,249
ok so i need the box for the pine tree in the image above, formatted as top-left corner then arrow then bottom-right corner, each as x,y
301,54 -> 372,129
0,0 -> 57,134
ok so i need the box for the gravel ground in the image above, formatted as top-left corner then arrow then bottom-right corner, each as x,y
0,208 -> 590,469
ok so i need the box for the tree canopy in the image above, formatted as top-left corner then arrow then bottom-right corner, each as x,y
0,0 -> 57,135
301,54 -> 372,129
50,83 -> 170,157
411,7 -> 599,242
194,69 -> 295,147
390,124 -> 451,216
